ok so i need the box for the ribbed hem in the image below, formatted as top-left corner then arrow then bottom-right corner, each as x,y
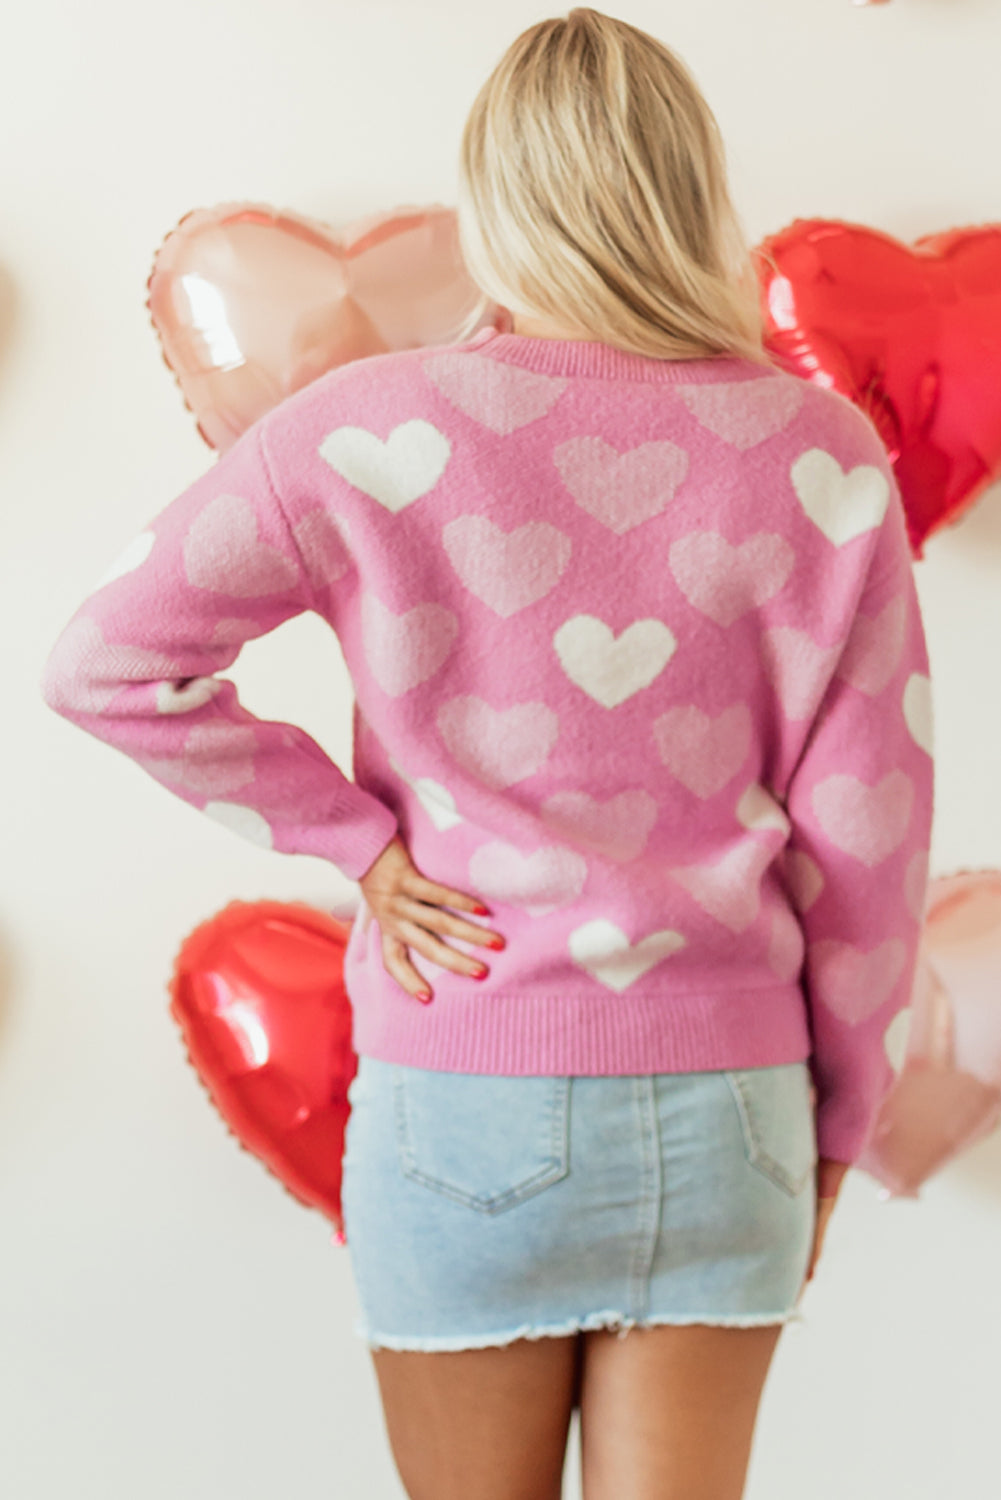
462,325 -> 766,385
347,969 -> 812,1076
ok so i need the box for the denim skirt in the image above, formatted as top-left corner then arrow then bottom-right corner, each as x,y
340,1056 -> 818,1352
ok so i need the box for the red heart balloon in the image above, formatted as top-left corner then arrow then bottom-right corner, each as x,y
167,900 -> 356,1242
146,201 -> 497,451
755,219 -> 1001,558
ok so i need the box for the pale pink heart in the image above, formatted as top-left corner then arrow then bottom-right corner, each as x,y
40,616 -> 189,716
810,770 -> 914,867
436,696 -> 559,789
361,593 -> 458,696
553,436 -> 689,534
768,905 -> 805,981
291,508 -> 351,596
807,938 -> 907,1025
183,493 -> 300,596
676,377 -> 805,450
904,849 -> 930,921
835,594 -> 906,695
668,531 -> 795,626
137,724 -> 259,795
540,789 -> 659,862
784,850 -> 825,912
760,626 -> 843,720
442,515 -> 572,617
421,351 -> 569,434
210,617 -> 262,647
467,840 -> 588,915
668,841 -> 774,933
652,703 -> 752,798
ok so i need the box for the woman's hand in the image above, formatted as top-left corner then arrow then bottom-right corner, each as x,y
803,1158 -> 849,1287
357,835 -> 505,1002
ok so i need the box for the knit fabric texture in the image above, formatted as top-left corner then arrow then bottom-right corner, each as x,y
41,324 -> 935,1165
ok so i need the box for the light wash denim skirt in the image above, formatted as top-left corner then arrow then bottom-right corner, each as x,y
340,1056 -> 818,1352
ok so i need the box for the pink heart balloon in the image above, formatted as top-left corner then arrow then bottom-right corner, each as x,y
146,201 -> 500,450
857,869 -> 1001,1197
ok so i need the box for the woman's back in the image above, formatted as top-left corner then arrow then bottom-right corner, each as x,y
40,321 -> 932,1167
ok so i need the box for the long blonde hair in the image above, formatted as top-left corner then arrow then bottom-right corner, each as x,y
455,8 -> 769,364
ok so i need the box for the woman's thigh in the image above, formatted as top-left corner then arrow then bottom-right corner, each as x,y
369,1332 -> 582,1500
578,1321 -> 785,1500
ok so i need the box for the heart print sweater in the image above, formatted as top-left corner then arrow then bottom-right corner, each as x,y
41,325 -> 935,1166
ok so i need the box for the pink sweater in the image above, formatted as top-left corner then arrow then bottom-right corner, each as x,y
41,325 -> 935,1166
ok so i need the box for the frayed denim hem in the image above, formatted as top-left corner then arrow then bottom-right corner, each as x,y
354,1303 -> 806,1352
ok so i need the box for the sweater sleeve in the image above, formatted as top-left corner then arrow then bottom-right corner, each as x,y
781,447 -> 935,1167
39,418 -> 400,882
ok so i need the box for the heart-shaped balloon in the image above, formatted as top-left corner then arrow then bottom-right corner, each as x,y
167,899 -> 357,1242
755,219 -> 1001,558
146,201 -> 499,451
857,869 -> 1001,1197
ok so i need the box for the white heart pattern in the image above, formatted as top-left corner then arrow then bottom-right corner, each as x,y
736,782 -> 790,838
388,756 -> 465,832
203,802 -> 273,848
155,678 -> 223,715
568,918 -> 686,992
790,449 -> 890,547
319,419 -> 451,511
95,530 -> 156,589
554,615 -> 677,708
902,673 -> 933,755
468,840 -> 589,916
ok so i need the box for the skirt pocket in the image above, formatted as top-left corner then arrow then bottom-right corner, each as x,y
392,1065 -> 571,1214
723,1061 -> 818,1197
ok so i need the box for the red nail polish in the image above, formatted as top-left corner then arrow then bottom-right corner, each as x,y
487,936 -> 505,950
473,904 -> 491,916
472,966 -> 489,980
416,989 -> 432,1002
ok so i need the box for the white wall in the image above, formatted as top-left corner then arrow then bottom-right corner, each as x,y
5,2 -> 1001,1496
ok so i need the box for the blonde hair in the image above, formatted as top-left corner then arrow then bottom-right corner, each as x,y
455,8 -> 769,364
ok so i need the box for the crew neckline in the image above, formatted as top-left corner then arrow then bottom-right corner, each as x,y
463,324 -> 767,384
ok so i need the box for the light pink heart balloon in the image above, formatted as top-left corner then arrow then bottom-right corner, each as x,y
147,201 -> 498,451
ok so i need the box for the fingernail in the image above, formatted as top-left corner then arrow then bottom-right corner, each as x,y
471,965 -> 489,979
472,903 -> 490,916
486,936 -> 505,950
416,989 -> 432,1003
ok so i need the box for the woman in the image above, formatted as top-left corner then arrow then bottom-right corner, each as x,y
42,9 -> 934,1499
